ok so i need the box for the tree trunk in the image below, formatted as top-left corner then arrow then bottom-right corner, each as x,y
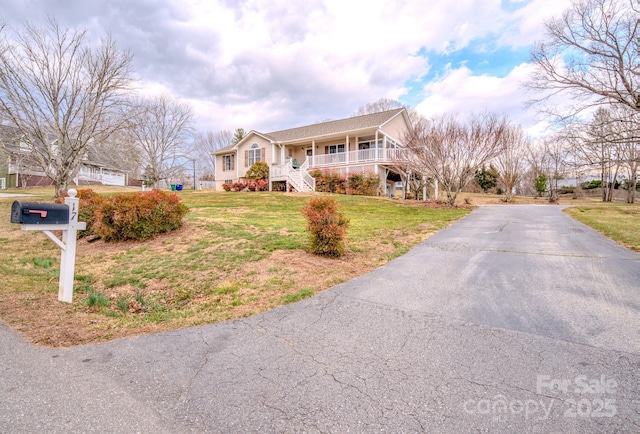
627,175 -> 637,203
446,191 -> 456,207
54,180 -> 67,198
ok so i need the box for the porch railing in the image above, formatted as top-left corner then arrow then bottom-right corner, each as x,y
307,148 -> 405,168
270,160 -> 315,192
299,159 -> 316,191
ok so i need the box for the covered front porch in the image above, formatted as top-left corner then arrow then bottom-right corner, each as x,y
268,130 -> 406,192
270,130 -> 401,167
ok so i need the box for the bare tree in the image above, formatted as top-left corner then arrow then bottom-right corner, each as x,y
90,124 -> 143,181
527,0 -> 638,119
404,112 -> 509,207
584,108 -> 623,201
387,156 -> 416,200
352,98 -> 423,125
617,109 -> 639,203
352,98 -> 404,116
564,105 -> 639,202
126,95 -> 194,188
526,142 -> 549,197
0,19 -> 133,196
541,136 -> 571,202
193,130 -> 233,180
493,125 -> 530,202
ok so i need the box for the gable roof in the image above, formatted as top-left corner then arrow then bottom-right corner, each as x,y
215,130 -> 273,154
265,108 -> 406,143
215,108 -> 408,154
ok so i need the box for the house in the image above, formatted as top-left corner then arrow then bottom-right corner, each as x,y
0,125 -> 129,188
214,108 -> 411,195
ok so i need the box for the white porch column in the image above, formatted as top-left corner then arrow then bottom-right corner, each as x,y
345,135 -> 349,164
312,140 -> 315,166
375,130 -> 379,160
280,144 -> 285,165
271,143 -> 275,164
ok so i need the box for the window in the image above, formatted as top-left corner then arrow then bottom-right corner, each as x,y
224,179 -> 233,184
328,144 -> 345,154
223,154 -> 234,171
248,143 -> 262,166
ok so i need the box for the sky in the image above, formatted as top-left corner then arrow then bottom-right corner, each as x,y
0,0 -> 574,137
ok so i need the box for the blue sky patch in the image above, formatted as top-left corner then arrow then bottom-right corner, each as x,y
400,41 -> 531,107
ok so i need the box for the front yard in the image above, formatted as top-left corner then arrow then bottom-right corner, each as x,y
0,189 -> 469,346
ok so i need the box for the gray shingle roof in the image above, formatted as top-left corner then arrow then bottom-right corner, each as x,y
214,108 -> 406,155
265,108 -> 405,142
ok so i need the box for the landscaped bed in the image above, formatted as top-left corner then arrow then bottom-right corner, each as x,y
0,188 -> 469,347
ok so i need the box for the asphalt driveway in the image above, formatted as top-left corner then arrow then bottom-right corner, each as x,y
1,205 -> 638,433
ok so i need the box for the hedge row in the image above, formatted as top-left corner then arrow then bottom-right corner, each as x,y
57,189 -> 189,241
222,179 -> 269,192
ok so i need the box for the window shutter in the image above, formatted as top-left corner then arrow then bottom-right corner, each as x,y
261,148 -> 265,162
231,155 -> 235,170
245,150 -> 249,167
325,146 -> 328,154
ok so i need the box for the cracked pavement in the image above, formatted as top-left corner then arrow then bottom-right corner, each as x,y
1,205 -> 638,432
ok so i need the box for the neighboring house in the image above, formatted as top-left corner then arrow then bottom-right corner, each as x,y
75,147 -> 128,187
0,125 -> 128,188
214,108 -> 411,195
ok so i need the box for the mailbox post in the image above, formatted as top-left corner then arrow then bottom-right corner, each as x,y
11,189 -> 86,303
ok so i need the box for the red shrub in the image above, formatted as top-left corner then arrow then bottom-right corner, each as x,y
55,188 -> 105,238
95,189 -> 189,241
223,179 -> 269,192
310,170 -> 347,194
301,197 -> 349,257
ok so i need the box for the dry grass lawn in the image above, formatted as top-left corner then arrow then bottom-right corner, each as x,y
2,186 -> 635,347
0,187 -> 469,347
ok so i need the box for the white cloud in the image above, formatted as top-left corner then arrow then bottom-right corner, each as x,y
498,0 -> 573,47
415,62 -> 552,136
0,0 -> 576,135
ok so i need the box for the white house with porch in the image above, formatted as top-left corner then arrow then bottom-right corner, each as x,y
214,108 -> 411,195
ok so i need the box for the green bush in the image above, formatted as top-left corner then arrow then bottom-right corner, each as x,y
534,173 -> 548,197
310,170 -> 378,195
347,173 -> 380,196
56,188 -> 105,238
246,161 -> 270,181
558,186 -> 575,195
301,197 -> 349,257
475,165 -> 499,193
581,179 -> 602,190
95,189 -> 189,241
